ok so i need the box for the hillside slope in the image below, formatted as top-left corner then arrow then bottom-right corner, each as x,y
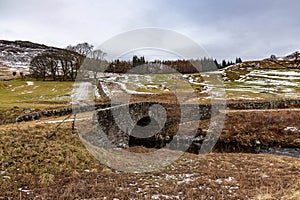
223,51 -> 300,81
0,40 -> 65,71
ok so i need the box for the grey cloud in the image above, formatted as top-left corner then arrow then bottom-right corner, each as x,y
0,0 -> 299,61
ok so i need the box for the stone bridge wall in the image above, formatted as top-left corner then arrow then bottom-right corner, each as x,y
227,99 -> 300,109
95,102 -> 218,147
13,99 -> 300,150
15,99 -> 300,123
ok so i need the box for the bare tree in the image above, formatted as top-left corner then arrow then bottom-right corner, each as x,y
66,42 -> 94,56
90,49 -> 106,60
30,49 -> 83,81
81,49 -> 108,79
30,52 -> 53,81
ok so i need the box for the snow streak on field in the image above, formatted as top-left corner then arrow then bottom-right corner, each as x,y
96,69 -> 300,101
98,73 -> 204,95
222,69 -> 300,100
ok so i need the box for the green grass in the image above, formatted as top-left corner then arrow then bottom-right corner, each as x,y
0,67 -> 8,70
220,68 -> 300,100
99,70 -> 300,103
115,73 -> 205,94
0,79 -> 73,117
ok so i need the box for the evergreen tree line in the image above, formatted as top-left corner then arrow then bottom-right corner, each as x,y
29,41 -> 243,80
105,56 -> 243,74
219,57 -> 243,69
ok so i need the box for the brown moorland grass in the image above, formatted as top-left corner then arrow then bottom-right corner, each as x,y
219,109 -> 300,148
177,109 -> 300,152
0,117 -> 299,199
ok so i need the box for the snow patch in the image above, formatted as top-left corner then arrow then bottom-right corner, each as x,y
284,127 -> 299,132
18,188 -> 32,195
151,194 -> 160,199
225,177 -> 234,182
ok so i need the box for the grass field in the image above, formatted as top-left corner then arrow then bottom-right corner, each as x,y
99,73 -> 205,95
1,68 -> 299,114
0,120 -> 299,199
222,68 -> 300,100
97,68 -> 300,104
0,79 -> 73,107
0,69 -> 299,199
0,80 -> 73,123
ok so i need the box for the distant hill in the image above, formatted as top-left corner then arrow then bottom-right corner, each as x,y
225,51 -> 300,71
0,40 -> 65,71
1,39 -> 299,74
223,51 -> 300,81
278,51 -> 300,61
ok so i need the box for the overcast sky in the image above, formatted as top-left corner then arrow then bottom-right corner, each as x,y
0,0 -> 299,61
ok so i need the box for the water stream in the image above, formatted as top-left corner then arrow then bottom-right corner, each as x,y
259,147 -> 300,158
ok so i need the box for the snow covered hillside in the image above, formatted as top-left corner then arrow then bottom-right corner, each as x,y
0,40 -> 64,71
